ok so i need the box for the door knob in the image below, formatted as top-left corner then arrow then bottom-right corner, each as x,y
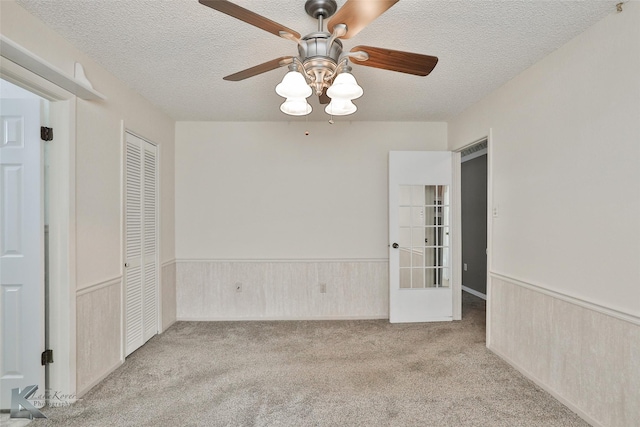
124,262 -> 129,268
392,243 -> 399,249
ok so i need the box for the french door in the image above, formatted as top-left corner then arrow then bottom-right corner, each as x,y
124,132 -> 158,356
389,151 -> 453,323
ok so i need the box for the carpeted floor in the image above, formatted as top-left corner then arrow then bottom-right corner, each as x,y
37,293 -> 587,426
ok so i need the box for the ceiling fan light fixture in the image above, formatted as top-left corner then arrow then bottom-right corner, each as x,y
280,98 -> 313,116
201,0 -> 439,118
325,99 -> 357,116
275,71 -> 312,99
326,71 -> 363,100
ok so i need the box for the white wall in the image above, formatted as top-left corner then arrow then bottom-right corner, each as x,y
449,4 -> 640,426
449,5 -> 640,316
176,121 -> 447,260
175,121 -> 447,319
1,0 -> 176,396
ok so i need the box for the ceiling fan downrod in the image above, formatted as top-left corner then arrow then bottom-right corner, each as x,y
300,0 -> 343,95
304,0 -> 338,26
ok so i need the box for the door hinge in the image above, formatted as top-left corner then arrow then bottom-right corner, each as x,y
40,126 -> 54,141
41,349 -> 54,365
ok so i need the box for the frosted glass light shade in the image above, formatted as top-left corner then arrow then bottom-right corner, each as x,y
280,98 -> 312,116
326,72 -> 363,100
325,99 -> 357,116
275,71 -> 312,98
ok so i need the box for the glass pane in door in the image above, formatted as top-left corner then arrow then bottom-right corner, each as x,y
398,185 -> 450,289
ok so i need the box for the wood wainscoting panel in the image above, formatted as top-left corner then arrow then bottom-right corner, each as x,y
76,278 -> 122,396
176,260 -> 388,320
489,274 -> 640,427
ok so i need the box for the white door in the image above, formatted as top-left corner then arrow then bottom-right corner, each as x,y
124,132 -> 158,356
0,99 -> 44,408
389,151 -> 453,323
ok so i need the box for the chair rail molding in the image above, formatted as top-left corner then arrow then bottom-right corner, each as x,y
490,271 -> 640,326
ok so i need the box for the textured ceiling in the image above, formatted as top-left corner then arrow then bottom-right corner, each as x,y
16,0 -> 616,121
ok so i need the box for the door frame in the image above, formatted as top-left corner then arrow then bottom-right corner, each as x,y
0,59 -> 77,399
452,131 -> 493,345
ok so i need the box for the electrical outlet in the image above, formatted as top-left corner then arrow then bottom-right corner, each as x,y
235,282 -> 242,292
319,283 -> 327,294
463,263 -> 468,271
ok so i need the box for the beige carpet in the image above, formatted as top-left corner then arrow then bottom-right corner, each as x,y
38,293 -> 587,426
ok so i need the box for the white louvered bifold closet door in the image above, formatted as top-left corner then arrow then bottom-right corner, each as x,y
125,132 -> 158,356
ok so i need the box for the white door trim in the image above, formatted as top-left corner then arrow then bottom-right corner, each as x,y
486,129 -> 493,347
452,151 -> 462,320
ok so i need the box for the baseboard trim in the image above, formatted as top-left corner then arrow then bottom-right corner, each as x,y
488,345 -> 603,427
76,276 -> 121,296
76,359 -> 123,398
176,258 -> 388,264
462,285 -> 486,300
490,271 -> 640,326
177,315 -> 389,321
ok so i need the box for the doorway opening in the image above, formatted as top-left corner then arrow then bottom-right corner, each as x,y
459,139 -> 488,322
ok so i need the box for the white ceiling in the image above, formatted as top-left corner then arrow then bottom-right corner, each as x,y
16,0 -> 616,122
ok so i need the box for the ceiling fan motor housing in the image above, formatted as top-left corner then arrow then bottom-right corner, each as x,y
299,33 -> 343,95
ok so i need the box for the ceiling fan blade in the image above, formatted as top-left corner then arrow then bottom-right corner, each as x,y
350,46 -> 438,76
223,56 -> 294,81
199,0 -> 301,39
319,88 -> 330,105
328,0 -> 399,39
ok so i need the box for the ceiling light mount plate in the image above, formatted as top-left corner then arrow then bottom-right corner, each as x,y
305,0 -> 338,19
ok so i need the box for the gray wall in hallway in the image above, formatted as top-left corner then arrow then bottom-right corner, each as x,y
461,154 -> 487,295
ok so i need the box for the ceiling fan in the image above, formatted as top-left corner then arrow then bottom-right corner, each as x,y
198,0 -> 438,116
